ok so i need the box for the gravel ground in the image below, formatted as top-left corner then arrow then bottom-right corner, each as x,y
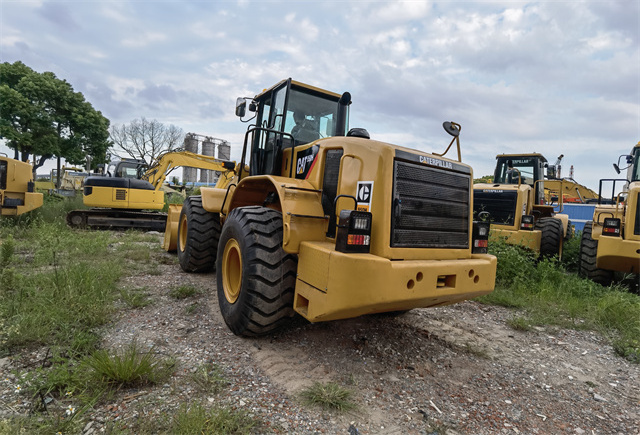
2,241 -> 639,434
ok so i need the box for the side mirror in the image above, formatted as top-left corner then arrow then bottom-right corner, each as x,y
613,163 -> 620,174
235,98 -> 246,118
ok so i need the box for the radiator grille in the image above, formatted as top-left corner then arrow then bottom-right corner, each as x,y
115,189 -> 127,201
391,160 -> 470,248
473,189 -> 518,226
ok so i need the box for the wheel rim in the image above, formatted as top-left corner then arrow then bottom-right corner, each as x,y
178,214 -> 188,253
222,238 -> 242,304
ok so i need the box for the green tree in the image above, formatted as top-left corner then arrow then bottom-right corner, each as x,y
0,61 -> 110,173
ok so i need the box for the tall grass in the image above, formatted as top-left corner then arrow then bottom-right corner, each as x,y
481,239 -> 640,363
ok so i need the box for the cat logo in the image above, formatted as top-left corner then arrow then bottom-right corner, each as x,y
356,181 -> 374,212
296,154 -> 314,175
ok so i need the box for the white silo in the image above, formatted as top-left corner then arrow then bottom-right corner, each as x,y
183,133 -> 198,183
201,138 -> 216,183
218,140 -> 231,161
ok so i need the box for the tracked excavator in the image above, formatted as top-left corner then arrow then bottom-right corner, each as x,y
0,155 -> 43,216
66,150 -> 238,231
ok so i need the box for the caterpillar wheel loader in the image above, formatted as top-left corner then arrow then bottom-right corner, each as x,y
66,150 -> 238,231
0,155 -> 43,216
176,78 -> 497,337
473,153 -> 572,259
578,141 -> 640,287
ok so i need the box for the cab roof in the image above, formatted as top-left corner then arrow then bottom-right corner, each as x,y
254,78 -> 342,101
495,153 -> 547,163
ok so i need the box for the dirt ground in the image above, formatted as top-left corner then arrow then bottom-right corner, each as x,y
2,242 -> 639,434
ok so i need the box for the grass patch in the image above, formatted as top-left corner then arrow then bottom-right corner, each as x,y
480,239 -> 640,363
190,362 -> 229,394
170,402 -> 258,435
85,341 -> 175,387
169,284 -> 200,299
299,381 -> 357,412
120,287 -> 152,308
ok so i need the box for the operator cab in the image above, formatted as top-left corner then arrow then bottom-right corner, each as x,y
494,154 -> 547,205
236,78 -> 351,177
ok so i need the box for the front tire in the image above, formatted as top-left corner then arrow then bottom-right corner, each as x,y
177,196 -> 220,273
536,217 -> 564,259
578,221 -> 613,286
216,206 -> 297,337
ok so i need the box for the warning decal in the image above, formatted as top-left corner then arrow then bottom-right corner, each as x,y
356,181 -> 374,212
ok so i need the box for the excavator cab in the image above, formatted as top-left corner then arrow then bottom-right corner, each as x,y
237,78 -> 351,178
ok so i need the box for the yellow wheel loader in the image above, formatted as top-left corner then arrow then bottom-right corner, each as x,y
0,155 -> 43,216
175,78 -> 497,336
66,150 -> 237,231
579,142 -> 640,287
473,153 -> 572,259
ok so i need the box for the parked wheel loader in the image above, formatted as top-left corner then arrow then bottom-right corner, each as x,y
473,153 -> 572,259
0,155 -> 43,216
175,78 -> 497,336
66,150 -> 238,231
578,141 -> 640,286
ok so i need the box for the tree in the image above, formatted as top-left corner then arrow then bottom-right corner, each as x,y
110,118 -> 184,165
0,61 -> 111,173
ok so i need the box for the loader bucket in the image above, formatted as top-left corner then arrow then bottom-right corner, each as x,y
162,204 -> 182,252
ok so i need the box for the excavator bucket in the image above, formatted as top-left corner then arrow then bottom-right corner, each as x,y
162,204 -> 182,252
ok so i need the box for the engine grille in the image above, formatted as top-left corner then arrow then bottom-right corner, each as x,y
473,189 -> 518,226
391,160 -> 470,248
115,189 -> 127,201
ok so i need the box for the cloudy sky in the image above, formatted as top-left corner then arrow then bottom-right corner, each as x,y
1,0 -> 638,189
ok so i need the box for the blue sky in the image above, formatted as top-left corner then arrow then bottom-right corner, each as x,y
1,0 -> 638,189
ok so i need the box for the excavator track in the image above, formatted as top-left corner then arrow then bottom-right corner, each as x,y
66,209 -> 167,231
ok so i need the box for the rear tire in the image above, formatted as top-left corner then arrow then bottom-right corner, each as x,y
578,221 -> 613,286
536,217 -> 564,259
216,206 -> 297,337
177,196 -> 220,273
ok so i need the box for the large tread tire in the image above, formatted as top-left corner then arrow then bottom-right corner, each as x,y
177,196 -> 220,273
216,206 -> 297,337
578,221 -> 613,286
536,217 -> 564,259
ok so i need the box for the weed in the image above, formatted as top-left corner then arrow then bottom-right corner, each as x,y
1,233 -> 15,266
169,284 -> 200,299
170,402 -> 258,435
191,362 -> 229,394
120,288 -> 152,308
299,381 -> 357,412
185,302 -> 199,315
84,341 -> 175,387
507,316 -> 533,331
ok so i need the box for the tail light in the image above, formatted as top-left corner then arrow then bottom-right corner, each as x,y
602,218 -> 621,236
472,220 -> 490,254
335,210 -> 372,253
520,215 -> 534,230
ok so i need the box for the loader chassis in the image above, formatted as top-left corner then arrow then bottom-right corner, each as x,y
473,153 -> 570,258
183,78 -> 496,336
0,156 -> 43,216
579,142 -> 640,285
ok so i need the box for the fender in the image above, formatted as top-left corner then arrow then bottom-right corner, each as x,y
227,175 -> 329,253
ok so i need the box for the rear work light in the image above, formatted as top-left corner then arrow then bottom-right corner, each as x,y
602,218 -> 621,236
520,215 -> 534,230
335,209 -> 372,253
472,220 -> 490,254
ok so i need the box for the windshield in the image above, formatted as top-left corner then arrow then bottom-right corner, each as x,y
631,147 -> 640,182
494,157 -> 539,186
283,88 -> 347,142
